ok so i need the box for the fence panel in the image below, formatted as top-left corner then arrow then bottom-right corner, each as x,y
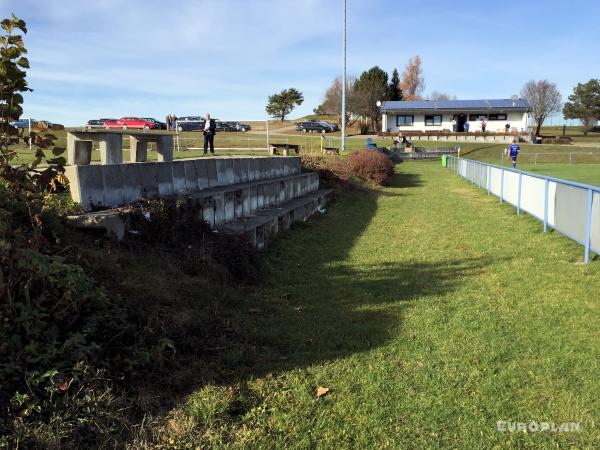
520,174 -> 546,220
502,171 -> 520,206
554,184 -> 590,245
446,156 -> 599,263
592,192 -> 600,254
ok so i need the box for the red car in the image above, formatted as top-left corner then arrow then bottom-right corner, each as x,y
104,117 -> 157,131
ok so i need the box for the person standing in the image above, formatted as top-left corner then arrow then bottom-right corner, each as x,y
481,119 -> 487,132
165,114 -> 170,130
203,113 -> 216,154
464,121 -> 470,133
508,140 -> 520,168
452,117 -> 457,133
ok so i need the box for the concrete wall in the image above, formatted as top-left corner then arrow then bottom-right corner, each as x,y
383,111 -> 528,133
66,156 -> 302,211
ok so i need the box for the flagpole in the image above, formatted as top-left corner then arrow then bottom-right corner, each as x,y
341,0 -> 347,153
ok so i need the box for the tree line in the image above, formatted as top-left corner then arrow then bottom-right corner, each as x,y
265,55 -> 429,130
521,78 -> 600,136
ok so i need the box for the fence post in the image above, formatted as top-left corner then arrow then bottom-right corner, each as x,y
517,172 -> 522,214
569,152 -> 572,165
500,168 -> 505,203
543,178 -> 549,232
487,166 -> 491,195
584,188 -> 593,263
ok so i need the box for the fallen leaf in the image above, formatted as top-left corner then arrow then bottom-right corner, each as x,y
316,387 -> 331,398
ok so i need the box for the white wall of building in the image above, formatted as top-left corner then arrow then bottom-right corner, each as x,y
383,111 -> 528,133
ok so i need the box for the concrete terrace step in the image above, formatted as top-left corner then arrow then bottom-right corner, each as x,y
66,172 -> 320,239
220,189 -> 334,249
66,156 -> 301,211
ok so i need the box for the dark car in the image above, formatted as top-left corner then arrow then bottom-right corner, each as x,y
231,121 -> 251,132
142,118 -> 167,130
296,120 -> 336,133
176,116 -> 205,132
215,120 -> 237,132
85,119 -> 106,130
319,121 -> 339,131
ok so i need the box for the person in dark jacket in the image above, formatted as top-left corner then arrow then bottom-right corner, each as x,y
203,113 -> 216,154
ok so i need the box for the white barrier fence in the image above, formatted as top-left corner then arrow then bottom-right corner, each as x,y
447,156 -> 600,263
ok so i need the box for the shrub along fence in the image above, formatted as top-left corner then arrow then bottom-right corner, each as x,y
447,156 -> 600,263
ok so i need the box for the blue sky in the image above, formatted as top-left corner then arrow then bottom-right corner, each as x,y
3,0 -> 600,125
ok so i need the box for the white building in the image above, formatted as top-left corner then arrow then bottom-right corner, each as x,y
381,99 -> 531,133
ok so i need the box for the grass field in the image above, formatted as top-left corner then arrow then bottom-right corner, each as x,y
155,161 -> 600,448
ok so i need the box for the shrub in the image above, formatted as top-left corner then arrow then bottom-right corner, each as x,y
301,155 -> 352,185
348,149 -> 395,185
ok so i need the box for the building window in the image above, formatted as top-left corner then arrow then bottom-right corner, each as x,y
469,114 -> 488,121
396,115 -> 414,126
424,115 -> 442,126
488,114 -> 507,120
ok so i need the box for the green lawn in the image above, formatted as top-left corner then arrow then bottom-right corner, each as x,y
160,161 -> 600,448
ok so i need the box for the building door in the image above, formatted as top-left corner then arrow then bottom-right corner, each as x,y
456,113 -> 466,132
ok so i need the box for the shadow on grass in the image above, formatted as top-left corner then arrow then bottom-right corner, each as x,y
386,171 -> 424,189
113,173 -> 494,446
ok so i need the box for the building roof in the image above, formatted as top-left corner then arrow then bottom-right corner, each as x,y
381,98 -> 531,112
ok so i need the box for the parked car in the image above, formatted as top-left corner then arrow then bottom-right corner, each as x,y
231,121 -> 251,132
142,118 -> 167,130
103,117 -> 158,131
215,120 -> 237,132
319,121 -> 339,131
176,116 -> 205,132
296,120 -> 336,133
85,119 -> 106,130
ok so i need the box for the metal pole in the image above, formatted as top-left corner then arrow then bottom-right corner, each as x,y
543,178 -> 549,232
517,172 -> 522,214
584,188 -> 593,263
500,168 -> 504,203
341,0 -> 347,153
266,119 -> 270,151
28,118 -> 32,150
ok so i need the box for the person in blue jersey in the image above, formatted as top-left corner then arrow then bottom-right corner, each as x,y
508,140 -> 520,168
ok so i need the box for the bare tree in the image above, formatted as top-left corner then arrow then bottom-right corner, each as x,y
316,76 -> 356,123
521,80 -> 562,136
400,55 -> 425,100
427,91 -> 456,101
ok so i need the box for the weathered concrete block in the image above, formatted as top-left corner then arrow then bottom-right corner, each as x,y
193,159 -> 209,190
101,164 -> 125,207
99,134 -> 123,165
224,191 -> 236,222
246,158 -> 255,182
65,165 -> 105,210
172,161 -> 187,194
233,159 -> 243,184
67,135 -> 93,165
215,159 -> 227,185
201,197 -> 215,226
156,135 -> 174,162
234,189 -> 243,219
155,162 -> 175,197
137,162 -> 159,199
206,159 -> 218,187
183,160 -> 199,192
213,193 -> 225,225
257,184 -> 264,209
120,163 -> 144,202
130,136 -> 148,162
224,159 -> 234,185
239,158 -> 249,183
